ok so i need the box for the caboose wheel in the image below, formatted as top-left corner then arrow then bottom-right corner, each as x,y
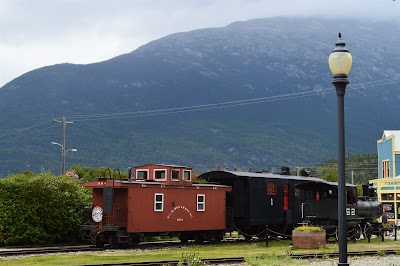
179,233 -> 189,244
214,232 -> 223,242
194,233 -> 204,243
108,234 -> 118,249
92,231 -> 104,248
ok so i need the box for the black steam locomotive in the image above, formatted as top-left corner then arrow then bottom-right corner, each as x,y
198,169 -> 383,240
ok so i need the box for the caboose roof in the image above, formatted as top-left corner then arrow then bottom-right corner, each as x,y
85,178 -> 230,188
135,164 -> 191,169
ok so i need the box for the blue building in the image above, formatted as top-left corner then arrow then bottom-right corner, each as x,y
370,130 -> 400,224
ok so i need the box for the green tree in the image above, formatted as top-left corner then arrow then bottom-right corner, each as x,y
69,165 -> 128,183
322,169 -> 338,182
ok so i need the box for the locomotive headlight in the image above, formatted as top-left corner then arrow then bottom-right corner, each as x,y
92,206 -> 103,223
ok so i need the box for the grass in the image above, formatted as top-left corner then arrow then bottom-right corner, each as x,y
1,237 -> 399,266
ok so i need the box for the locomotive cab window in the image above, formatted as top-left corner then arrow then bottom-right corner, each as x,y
171,169 -> 179,181
346,189 -> 356,204
136,170 -> 149,180
183,170 -> 191,181
154,169 -> 166,180
197,194 -> 205,211
154,193 -> 164,211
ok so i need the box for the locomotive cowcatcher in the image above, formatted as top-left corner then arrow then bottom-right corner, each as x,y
81,164 -> 231,248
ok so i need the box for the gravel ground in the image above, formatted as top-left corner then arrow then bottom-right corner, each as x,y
301,255 -> 400,266
212,255 -> 400,266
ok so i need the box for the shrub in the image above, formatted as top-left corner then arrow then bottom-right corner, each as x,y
0,171 -> 90,246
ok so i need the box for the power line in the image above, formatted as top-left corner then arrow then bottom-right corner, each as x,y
1,77 -> 399,142
69,77 -> 400,122
0,119 -> 54,141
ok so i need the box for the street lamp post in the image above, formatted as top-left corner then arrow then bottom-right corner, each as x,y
51,141 -> 77,175
328,33 -> 352,266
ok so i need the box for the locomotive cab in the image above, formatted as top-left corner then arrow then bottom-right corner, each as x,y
295,180 -> 359,227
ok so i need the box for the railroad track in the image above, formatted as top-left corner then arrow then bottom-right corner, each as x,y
0,245 -> 105,257
82,257 -> 246,266
80,250 -> 400,266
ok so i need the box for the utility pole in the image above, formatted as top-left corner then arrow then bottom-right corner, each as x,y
351,171 -> 354,184
54,116 -> 73,175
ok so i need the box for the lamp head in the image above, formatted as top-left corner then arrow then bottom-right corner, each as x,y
328,33 -> 352,77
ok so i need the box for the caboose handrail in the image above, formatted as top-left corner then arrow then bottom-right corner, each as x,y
114,168 -> 122,181
105,168 -> 112,180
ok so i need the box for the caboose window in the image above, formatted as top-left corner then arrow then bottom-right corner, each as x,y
183,170 -> 191,181
171,169 -> 179,181
266,182 -> 277,195
154,169 -> 166,180
136,170 -> 148,180
197,194 -> 205,211
154,193 -> 164,211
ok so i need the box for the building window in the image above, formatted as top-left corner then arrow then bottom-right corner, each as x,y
183,170 -> 191,181
136,170 -> 148,180
154,169 -> 166,180
383,203 -> 395,219
171,169 -> 179,181
266,182 -> 277,195
197,194 -> 205,211
382,193 -> 394,201
382,160 -> 390,178
154,193 -> 164,211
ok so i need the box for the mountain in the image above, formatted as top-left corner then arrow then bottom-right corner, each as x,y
1,17 -> 400,176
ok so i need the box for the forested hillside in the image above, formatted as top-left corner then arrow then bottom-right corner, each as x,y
311,153 -> 378,184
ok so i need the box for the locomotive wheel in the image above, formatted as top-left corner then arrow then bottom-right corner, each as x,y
354,225 -> 362,240
335,226 -> 339,241
364,223 -> 373,240
244,234 -> 253,241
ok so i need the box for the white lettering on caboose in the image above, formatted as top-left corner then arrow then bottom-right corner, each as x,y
167,205 -> 194,219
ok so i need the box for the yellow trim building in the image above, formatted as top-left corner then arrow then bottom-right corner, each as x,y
370,130 -> 400,225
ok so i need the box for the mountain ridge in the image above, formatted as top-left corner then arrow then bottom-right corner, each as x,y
1,17 -> 400,176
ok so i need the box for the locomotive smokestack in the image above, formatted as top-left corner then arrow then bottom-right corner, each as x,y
281,166 -> 290,175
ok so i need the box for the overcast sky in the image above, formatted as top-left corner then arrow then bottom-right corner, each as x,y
0,0 -> 398,87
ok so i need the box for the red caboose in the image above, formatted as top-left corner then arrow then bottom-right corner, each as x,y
82,164 -> 231,247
